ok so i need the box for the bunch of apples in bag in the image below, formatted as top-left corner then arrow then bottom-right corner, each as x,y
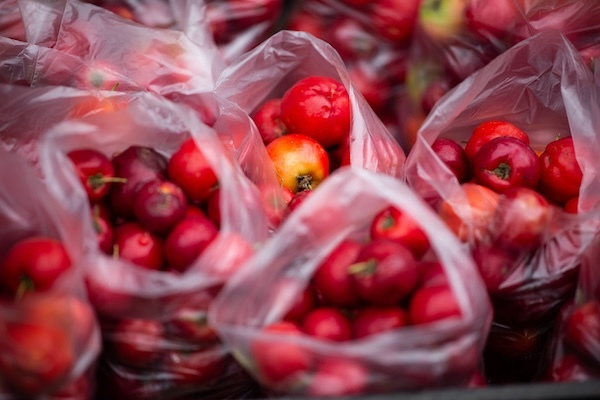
405,30 -> 600,383
401,0 -> 600,149
34,91 -> 270,399
210,167 -> 492,397
0,148 -> 101,400
214,30 -> 406,228
282,0 -> 421,142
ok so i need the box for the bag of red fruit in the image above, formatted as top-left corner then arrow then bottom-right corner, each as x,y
35,91 -> 270,399
0,147 -> 101,399
214,29 -> 406,180
543,231 -> 600,383
404,30 -> 599,383
281,0 -> 418,141
210,166 -> 492,397
400,0 -> 600,149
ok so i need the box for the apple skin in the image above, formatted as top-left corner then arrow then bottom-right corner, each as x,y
0,236 -> 72,298
251,322 -> 312,388
490,187 -> 553,251
266,133 -> 330,194
279,76 -> 351,149
370,206 -> 431,259
431,137 -> 471,183
565,300 -> 600,365
308,358 -> 368,397
350,239 -> 420,306
251,98 -> 287,145
408,284 -> 462,325
370,0 -> 421,44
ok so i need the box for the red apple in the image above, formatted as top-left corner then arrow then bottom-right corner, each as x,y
280,76 -> 351,149
112,222 -> 165,270
133,179 -> 188,234
308,358 -> 367,396
472,136 -> 541,193
408,284 -> 462,325
67,148 -> 126,202
0,319 -> 75,395
490,187 -> 553,251
349,239 -> 420,306
251,321 -> 311,387
167,138 -> 219,203
370,0 -> 420,43
353,307 -> 409,339
301,307 -> 353,342
251,98 -> 287,145
370,206 -> 430,259
266,133 -> 329,193
431,137 -> 471,183
313,239 -> 362,308
109,146 -> 168,220
284,285 -> 318,323
471,244 -> 518,293
465,120 -> 529,162
565,300 -> 600,364
164,213 -> 219,273
0,236 -> 71,298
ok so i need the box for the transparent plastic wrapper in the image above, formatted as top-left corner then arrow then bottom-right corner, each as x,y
13,0 -> 224,97
405,30 -> 599,382
282,0 -> 417,142
211,167 -> 492,396
0,0 -> 25,41
0,148 -> 101,399
215,29 -> 406,179
35,91 -> 270,399
168,0 -> 285,64
541,233 -> 600,383
400,0 -> 600,149
0,83 -> 136,173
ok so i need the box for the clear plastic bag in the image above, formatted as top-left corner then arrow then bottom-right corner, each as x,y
281,0 -> 417,142
14,0 -> 224,96
210,166 -> 492,396
0,0 -> 24,41
404,30 -> 599,382
214,29 -> 406,179
0,148 -> 101,399
32,91 -> 271,399
400,0 -> 600,149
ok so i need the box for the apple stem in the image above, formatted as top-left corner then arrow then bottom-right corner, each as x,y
297,175 -> 313,192
492,163 -> 511,180
111,82 -> 120,91
382,213 -> 396,230
347,260 -> 377,276
88,174 -> 127,190
15,277 -> 35,301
